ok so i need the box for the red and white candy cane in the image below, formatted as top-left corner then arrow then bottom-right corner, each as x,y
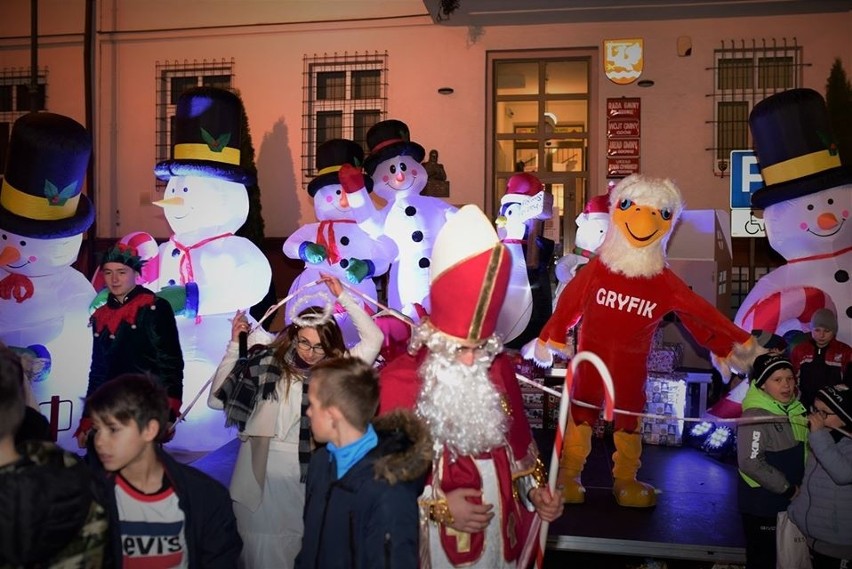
91,231 -> 160,289
737,285 -> 833,334
519,351 -> 616,569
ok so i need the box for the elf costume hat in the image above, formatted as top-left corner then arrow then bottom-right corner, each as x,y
100,242 -> 146,273
363,119 -> 425,175
0,112 -> 94,238
308,138 -> 372,197
154,87 -> 254,185
749,88 -> 852,209
428,205 -> 511,344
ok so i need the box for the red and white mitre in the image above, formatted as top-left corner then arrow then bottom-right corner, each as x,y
428,205 -> 511,344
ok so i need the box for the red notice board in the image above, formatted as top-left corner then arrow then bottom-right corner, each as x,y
606,98 -> 641,177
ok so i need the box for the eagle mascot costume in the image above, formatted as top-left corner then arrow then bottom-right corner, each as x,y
526,174 -> 761,508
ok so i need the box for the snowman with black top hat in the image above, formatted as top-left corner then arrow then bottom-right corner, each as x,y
0,112 -> 96,450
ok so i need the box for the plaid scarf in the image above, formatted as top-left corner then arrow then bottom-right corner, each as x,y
215,346 -> 281,432
215,346 -> 314,482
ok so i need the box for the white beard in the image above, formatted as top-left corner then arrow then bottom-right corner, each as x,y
415,345 -> 508,457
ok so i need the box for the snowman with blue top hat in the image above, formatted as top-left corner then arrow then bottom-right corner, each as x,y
0,111 -> 96,450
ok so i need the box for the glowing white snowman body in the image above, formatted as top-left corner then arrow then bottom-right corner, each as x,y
283,181 -> 396,346
154,174 -> 272,452
735,184 -> 851,344
371,155 -> 455,319
0,231 -> 94,451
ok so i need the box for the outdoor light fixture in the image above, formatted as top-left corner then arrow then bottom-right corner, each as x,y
437,87 -> 454,95
702,425 -> 734,459
686,420 -> 715,448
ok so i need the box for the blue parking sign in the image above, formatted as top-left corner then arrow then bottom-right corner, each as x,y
729,150 -> 765,209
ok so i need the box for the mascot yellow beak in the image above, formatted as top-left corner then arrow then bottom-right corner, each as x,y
612,199 -> 674,248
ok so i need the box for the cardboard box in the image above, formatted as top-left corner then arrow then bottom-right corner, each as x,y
641,372 -> 687,446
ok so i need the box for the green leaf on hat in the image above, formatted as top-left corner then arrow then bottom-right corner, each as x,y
201,127 -> 231,153
817,131 -> 839,156
43,180 -> 78,206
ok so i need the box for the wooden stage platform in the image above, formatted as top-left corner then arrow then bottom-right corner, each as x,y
190,430 -> 746,565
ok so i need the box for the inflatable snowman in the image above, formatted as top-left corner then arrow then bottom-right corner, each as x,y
283,138 -> 396,346
152,87 -> 272,452
364,120 -> 456,319
494,172 -> 553,344
553,188 -> 611,306
0,112 -> 95,451
735,88 -> 851,345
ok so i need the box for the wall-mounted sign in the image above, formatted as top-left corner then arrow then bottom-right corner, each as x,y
607,157 -> 641,177
604,38 -> 644,85
607,138 -> 640,157
606,97 -> 641,178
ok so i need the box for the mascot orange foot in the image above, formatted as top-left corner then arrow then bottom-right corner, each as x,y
559,422 -> 656,507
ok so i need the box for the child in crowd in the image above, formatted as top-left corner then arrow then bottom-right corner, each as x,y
0,343 -> 109,568
737,353 -> 809,569
87,373 -> 241,568
790,308 -> 852,409
208,274 -> 382,569
295,358 -> 432,569
787,384 -> 852,568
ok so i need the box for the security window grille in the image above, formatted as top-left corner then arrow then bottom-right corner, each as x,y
302,52 -> 387,182
708,40 -> 805,172
155,59 -> 234,192
0,68 -> 47,177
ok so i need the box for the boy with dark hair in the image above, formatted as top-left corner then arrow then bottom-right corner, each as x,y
0,343 -> 109,567
296,358 -> 432,569
86,373 -> 241,568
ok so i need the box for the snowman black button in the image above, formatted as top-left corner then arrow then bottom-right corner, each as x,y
341,236 -> 350,246
835,269 -> 849,283
168,279 -> 176,286
419,257 -> 430,269
172,248 -> 180,257
846,306 -> 852,319
405,206 -> 417,216
340,259 -> 349,268
412,231 -> 423,243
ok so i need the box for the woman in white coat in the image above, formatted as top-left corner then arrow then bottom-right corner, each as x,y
208,275 -> 383,569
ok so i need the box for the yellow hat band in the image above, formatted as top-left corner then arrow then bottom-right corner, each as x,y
174,143 -> 240,165
1,178 -> 80,221
317,165 -> 343,176
761,149 -> 841,187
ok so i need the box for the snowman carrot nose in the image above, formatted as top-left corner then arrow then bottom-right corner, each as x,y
0,246 -> 21,265
339,190 -> 349,209
152,196 -> 185,208
817,212 -> 838,230
395,171 -> 405,183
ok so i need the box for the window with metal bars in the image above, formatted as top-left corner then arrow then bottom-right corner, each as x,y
154,59 -> 234,192
0,68 -> 47,176
302,52 -> 387,182
707,39 -> 806,174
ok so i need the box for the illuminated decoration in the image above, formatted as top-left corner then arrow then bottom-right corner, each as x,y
283,139 -> 396,346
494,173 -> 552,343
640,372 -> 687,447
604,38 -> 644,85
0,112 -> 95,451
686,420 -> 716,449
702,425 -> 735,458
553,187 -> 611,305
150,87 -> 272,452
365,120 -> 456,319
735,89 -> 851,345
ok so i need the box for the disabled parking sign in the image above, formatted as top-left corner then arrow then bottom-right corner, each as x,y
729,150 -> 766,237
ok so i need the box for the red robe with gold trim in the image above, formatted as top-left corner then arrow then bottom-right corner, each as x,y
379,349 -> 537,567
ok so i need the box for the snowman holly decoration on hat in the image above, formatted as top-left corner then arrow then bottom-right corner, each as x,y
0,111 -> 97,451
143,86 -> 272,452
282,138 -> 396,346
365,119 -> 457,320
735,88 -> 851,345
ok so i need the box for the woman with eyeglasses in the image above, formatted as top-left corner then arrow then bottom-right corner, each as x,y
786,384 -> 852,568
207,273 -> 383,569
